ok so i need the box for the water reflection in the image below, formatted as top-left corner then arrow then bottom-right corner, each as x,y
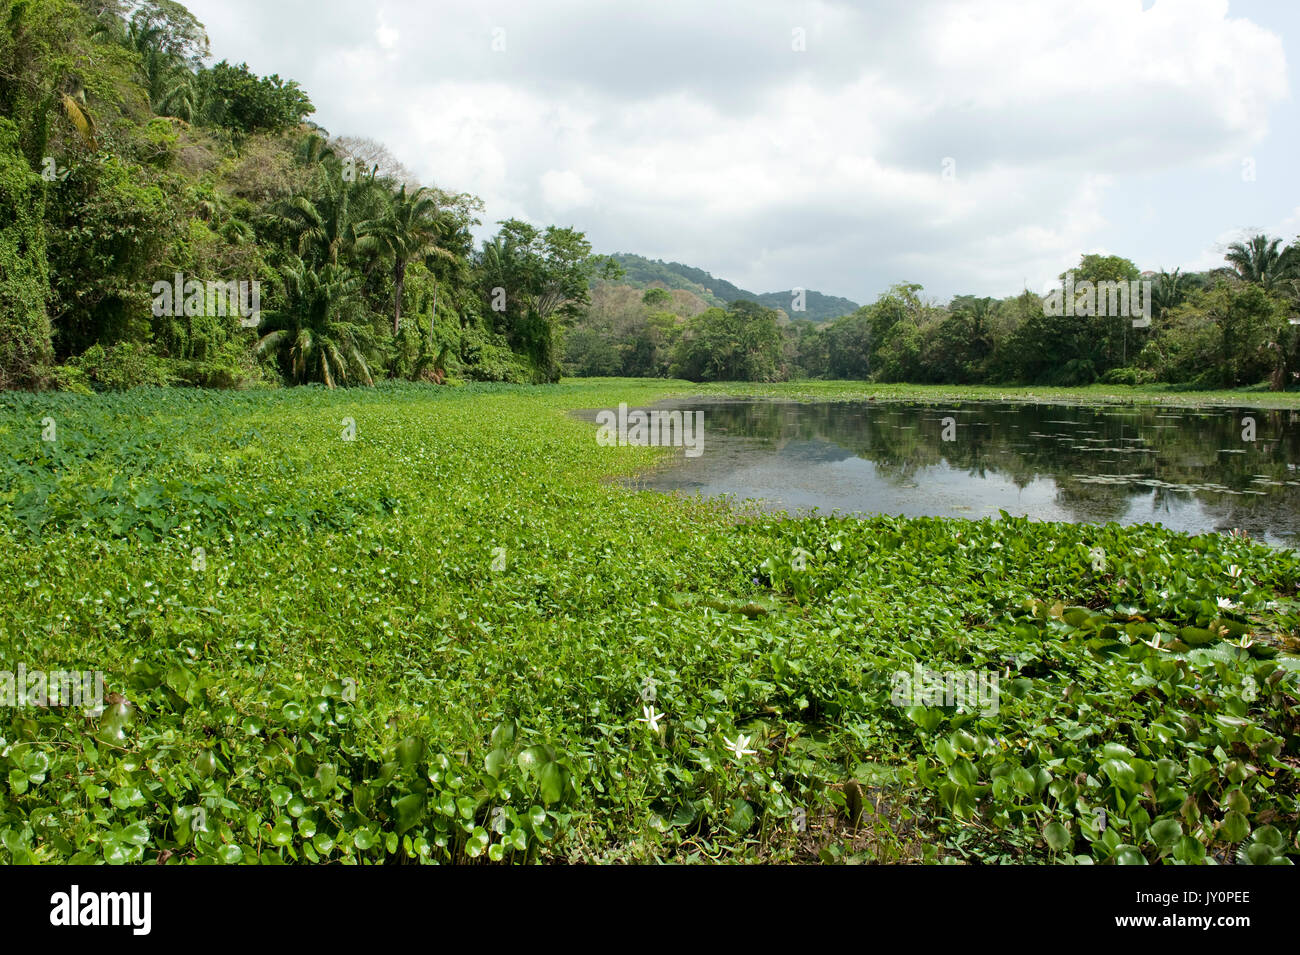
591,399 -> 1300,544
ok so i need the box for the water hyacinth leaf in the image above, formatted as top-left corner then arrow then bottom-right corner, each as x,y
1219,811 -> 1251,843
1252,825 -> 1286,851
484,748 -> 508,778
1222,789 -> 1250,815
1100,759 -> 1137,791
217,843 -> 244,864
110,786 -> 145,809
1148,818 -> 1182,849
1043,821 -> 1071,852
538,763 -> 570,806
490,722 -> 516,749
396,736 -> 424,770
1113,846 -> 1148,865
1173,835 -> 1206,864
194,749 -> 217,778
904,706 -> 944,733
726,799 -> 756,834
270,818 -> 294,847
395,794 -> 424,833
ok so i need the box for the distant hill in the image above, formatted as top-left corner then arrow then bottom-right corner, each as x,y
605,253 -> 860,323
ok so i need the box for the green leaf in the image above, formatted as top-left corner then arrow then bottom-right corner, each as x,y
395,793 -> 424,833
1043,821 -> 1071,852
396,736 -> 424,770
538,762 -> 569,806
1113,845 -> 1147,865
1148,818 -> 1182,849
216,843 -> 244,864
1219,811 -> 1251,843
484,748 -> 507,778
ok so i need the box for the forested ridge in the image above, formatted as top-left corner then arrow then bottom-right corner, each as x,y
602,252 -> 862,322
567,249 -> 1300,389
0,0 -> 618,392
4,0 -> 1300,395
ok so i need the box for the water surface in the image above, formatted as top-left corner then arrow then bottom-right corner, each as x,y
585,399 -> 1300,545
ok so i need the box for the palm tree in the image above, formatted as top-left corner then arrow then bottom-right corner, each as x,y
126,19 -> 173,107
123,17 -> 208,123
1151,268 -> 1188,319
1224,235 -> 1295,289
270,185 -> 365,267
475,232 -> 522,337
155,71 -> 207,122
0,0 -> 100,168
255,259 -> 376,387
18,78 -> 98,168
196,189 -> 254,244
262,138 -> 373,264
295,133 -> 340,168
357,185 -> 454,335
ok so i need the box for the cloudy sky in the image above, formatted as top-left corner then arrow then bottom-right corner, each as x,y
184,0 -> 1296,304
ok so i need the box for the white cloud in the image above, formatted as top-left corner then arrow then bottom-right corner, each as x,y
376,17 -> 399,52
540,169 -> 594,211
185,0 -> 1292,302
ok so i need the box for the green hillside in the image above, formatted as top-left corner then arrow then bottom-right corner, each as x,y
608,253 -> 860,322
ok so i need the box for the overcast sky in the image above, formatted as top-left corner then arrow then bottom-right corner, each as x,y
184,0 -> 1297,304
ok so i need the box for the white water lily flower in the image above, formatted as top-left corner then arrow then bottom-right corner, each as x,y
724,733 -> 757,760
1227,565 -> 1243,579
636,705 -> 664,733
1217,597 -> 1237,610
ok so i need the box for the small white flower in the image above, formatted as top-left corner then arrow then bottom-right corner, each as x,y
636,705 -> 664,733
1229,635 -> 1255,649
1227,565 -> 1243,579
723,733 -> 757,760
1217,597 -> 1237,610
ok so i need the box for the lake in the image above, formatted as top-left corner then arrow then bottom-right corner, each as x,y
582,398 -> 1300,545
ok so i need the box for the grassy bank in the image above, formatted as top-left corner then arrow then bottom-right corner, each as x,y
0,380 -> 1297,864
587,377 -> 1300,409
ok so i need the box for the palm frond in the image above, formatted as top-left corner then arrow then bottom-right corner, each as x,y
59,92 -> 96,147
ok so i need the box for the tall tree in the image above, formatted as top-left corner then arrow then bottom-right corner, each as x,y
270,168 -> 374,267
1151,268 -> 1188,321
256,259 -> 375,387
1224,235 -> 1294,290
357,185 -> 452,335
475,220 -> 619,381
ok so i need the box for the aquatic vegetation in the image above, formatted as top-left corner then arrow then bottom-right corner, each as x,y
0,381 -> 1296,863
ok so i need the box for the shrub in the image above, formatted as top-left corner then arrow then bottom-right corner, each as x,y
71,342 -> 174,390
